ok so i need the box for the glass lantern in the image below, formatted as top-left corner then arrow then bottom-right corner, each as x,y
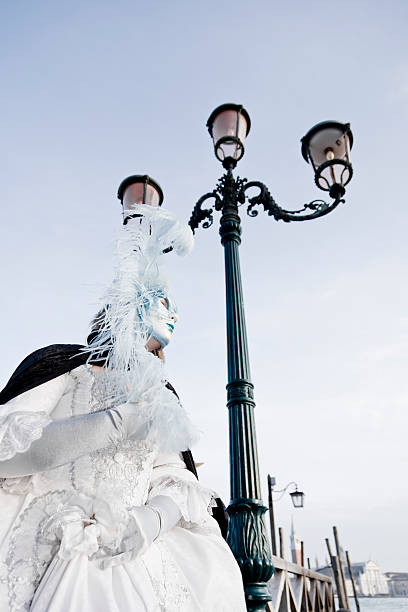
117,175 -> 164,223
301,121 -> 353,199
290,487 -> 305,508
206,103 -> 251,168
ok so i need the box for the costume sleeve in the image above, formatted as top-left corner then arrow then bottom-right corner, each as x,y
0,402 -> 150,478
0,373 -> 69,462
147,451 -> 216,529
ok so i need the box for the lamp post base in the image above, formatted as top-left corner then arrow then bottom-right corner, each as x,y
227,499 -> 274,611
245,584 -> 273,612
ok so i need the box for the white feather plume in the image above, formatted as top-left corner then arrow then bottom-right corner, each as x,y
86,206 -> 198,452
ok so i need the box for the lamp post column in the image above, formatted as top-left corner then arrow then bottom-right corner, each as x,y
219,170 -> 273,611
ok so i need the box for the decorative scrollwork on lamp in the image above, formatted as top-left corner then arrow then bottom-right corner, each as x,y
243,181 -> 345,223
189,191 -> 222,233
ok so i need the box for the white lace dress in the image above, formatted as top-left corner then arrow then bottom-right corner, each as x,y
0,365 -> 246,611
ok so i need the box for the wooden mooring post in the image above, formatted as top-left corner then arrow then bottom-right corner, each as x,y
345,550 -> 360,612
268,475 -> 277,556
333,526 -> 350,610
278,527 -> 284,559
325,537 -> 348,610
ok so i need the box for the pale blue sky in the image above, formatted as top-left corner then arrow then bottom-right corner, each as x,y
1,0 -> 407,572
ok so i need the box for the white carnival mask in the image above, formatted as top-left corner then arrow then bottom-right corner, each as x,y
145,293 -> 178,348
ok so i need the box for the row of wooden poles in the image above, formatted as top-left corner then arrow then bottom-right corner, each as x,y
326,527 -> 360,612
271,523 -> 361,612
268,477 -> 360,611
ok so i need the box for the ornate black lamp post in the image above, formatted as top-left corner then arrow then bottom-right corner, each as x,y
189,103 -> 353,611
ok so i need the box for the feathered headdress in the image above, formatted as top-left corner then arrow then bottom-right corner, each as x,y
86,205 -> 198,452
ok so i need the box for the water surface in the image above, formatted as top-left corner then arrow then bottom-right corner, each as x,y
347,597 -> 408,611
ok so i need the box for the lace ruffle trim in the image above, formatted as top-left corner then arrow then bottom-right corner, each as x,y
148,475 -> 215,528
0,411 -> 52,461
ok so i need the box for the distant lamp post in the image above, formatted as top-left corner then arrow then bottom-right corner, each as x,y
189,103 -> 353,611
117,174 -> 164,223
268,477 -> 305,557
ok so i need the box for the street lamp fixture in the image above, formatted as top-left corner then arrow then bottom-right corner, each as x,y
207,103 -> 251,169
301,120 -> 353,199
271,479 -> 305,508
289,486 -> 305,509
189,103 -> 354,612
117,174 -> 164,224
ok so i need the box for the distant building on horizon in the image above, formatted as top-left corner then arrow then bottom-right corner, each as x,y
317,560 -> 389,597
385,572 -> 408,597
290,516 -> 302,565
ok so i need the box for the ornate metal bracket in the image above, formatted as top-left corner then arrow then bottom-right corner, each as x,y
189,172 -> 246,233
189,172 -> 345,232
243,181 -> 345,222
188,191 -> 222,233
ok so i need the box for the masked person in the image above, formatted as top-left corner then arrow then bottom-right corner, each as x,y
0,206 -> 246,611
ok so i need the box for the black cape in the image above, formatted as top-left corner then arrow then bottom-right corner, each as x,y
0,344 -> 228,535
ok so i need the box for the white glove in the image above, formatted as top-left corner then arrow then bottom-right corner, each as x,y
99,495 -> 182,569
